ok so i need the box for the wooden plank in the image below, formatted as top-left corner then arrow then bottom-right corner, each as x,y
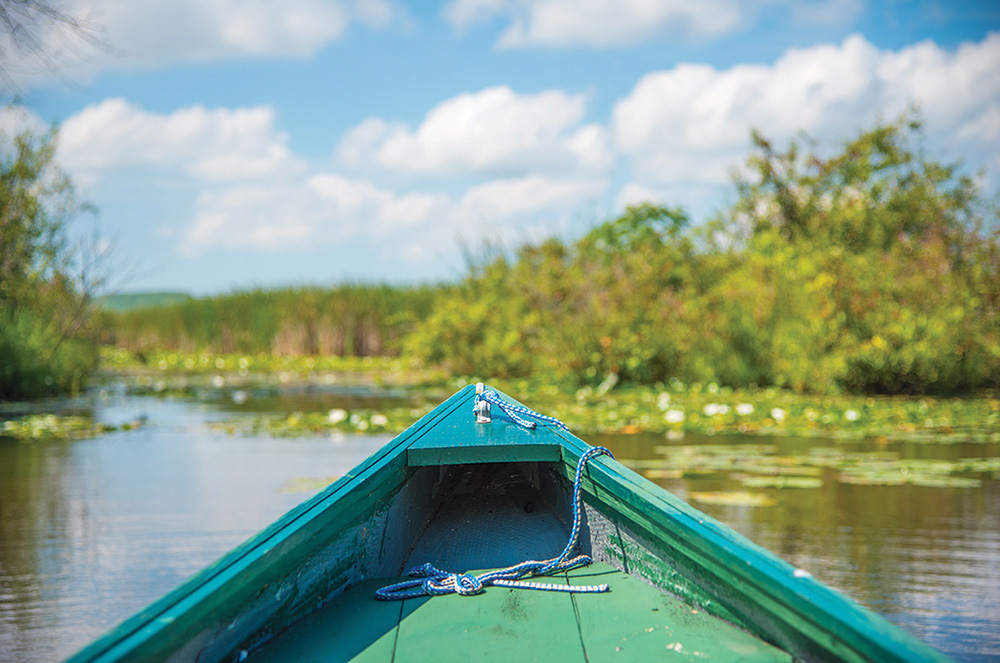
393,572 -> 586,663
566,563 -> 791,662
247,578 -> 405,663
407,398 -> 562,466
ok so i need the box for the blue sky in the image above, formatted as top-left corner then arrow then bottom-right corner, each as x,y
2,0 -> 999,295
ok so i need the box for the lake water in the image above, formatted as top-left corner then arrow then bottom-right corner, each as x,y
1,387 -> 997,662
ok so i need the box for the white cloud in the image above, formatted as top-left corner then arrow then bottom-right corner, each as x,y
352,0 -> 409,29
336,85 -> 612,176
0,105 -> 47,138
456,174 -> 599,221
308,173 -> 449,234
616,182 -> 663,210
1,0 -> 406,86
443,0 -> 511,30
182,182 -> 351,256
613,32 -> 1000,190
58,98 -> 303,183
52,93 -> 604,263
443,0 -> 744,48
181,173 -> 603,260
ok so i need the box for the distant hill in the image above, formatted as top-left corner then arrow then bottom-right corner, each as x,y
102,291 -> 193,313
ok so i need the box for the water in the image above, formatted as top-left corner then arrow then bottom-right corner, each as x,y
1,390 -> 998,662
597,433 -> 1000,662
0,393 -> 389,662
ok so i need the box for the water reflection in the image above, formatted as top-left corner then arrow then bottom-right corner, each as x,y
595,432 -> 1000,662
0,395 -> 388,662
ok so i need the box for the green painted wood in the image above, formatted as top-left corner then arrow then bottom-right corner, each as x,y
64,386 -> 478,663
247,578 -> 410,663
406,399 -> 561,466
392,571 -> 586,663
65,384 -> 950,663
247,566 -> 790,663
553,435 -> 952,663
565,563 -> 791,662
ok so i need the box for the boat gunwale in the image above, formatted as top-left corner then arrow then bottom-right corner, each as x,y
63,386 -> 476,663
65,384 -> 951,663
550,427 -> 951,663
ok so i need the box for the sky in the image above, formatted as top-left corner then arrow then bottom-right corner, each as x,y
1,0 -> 999,296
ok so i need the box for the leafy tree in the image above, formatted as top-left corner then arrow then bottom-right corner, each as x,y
407,116 -> 999,394
1,117 -> 100,399
724,115 -> 998,392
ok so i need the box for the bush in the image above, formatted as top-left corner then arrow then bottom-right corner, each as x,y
1,116 -> 98,399
408,116 -> 1000,394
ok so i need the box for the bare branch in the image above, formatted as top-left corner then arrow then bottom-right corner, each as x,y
0,0 -> 113,91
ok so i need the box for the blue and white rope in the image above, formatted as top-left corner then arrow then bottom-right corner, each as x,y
375,445 -> 614,600
473,388 -> 570,431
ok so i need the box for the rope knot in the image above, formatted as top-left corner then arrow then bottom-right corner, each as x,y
473,386 -> 570,431
454,573 -> 484,595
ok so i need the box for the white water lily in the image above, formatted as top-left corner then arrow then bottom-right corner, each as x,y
657,392 -> 671,410
328,408 -> 347,424
736,403 -> 754,416
703,403 -> 720,416
664,409 -> 685,424
770,408 -> 786,422
371,414 -> 389,427
845,409 -> 860,421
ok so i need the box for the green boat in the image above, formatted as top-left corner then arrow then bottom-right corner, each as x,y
67,384 -> 949,663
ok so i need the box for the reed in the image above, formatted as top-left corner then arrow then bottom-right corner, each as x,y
101,284 -> 440,357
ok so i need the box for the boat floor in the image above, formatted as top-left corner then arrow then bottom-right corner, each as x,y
247,562 -> 792,662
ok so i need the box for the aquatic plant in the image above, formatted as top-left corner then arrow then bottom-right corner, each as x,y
617,442 -> 996,490
1,413 -> 143,441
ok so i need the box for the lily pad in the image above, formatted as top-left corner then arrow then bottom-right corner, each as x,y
688,491 -> 778,507
640,468 -> 684,479
739,476 -> 824,489
280,476 -> 340,493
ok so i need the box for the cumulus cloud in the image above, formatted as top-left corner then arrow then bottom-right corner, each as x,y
443,0 -> 745,48
1,0 -> 405,87
51,92 -> 604,263
460,174 -> 595,215
0,105 -> 47,138
613,32 -> 1000,190
353,0 -> 410,29
181,173 -> 603,260
47,31 -> 1000,272
58,98 -> 303,183
336,85 -> 612,176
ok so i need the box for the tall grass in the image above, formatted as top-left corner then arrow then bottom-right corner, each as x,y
100,284 -> 440,357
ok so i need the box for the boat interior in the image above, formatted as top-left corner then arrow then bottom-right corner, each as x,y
246,461 -> 792,663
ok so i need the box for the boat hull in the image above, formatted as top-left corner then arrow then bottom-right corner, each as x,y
66,385 -> 949,663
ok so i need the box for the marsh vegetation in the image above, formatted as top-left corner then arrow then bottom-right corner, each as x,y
97,116 -> 1000,399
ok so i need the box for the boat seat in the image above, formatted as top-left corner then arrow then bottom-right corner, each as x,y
247,562 -> 792,662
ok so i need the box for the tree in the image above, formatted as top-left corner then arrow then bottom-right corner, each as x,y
727,114 -> 999,393
1,116 -> 101,398
408,115 -> 999,394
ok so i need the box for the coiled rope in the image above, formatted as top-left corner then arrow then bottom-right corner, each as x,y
375,444 -> 615,600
